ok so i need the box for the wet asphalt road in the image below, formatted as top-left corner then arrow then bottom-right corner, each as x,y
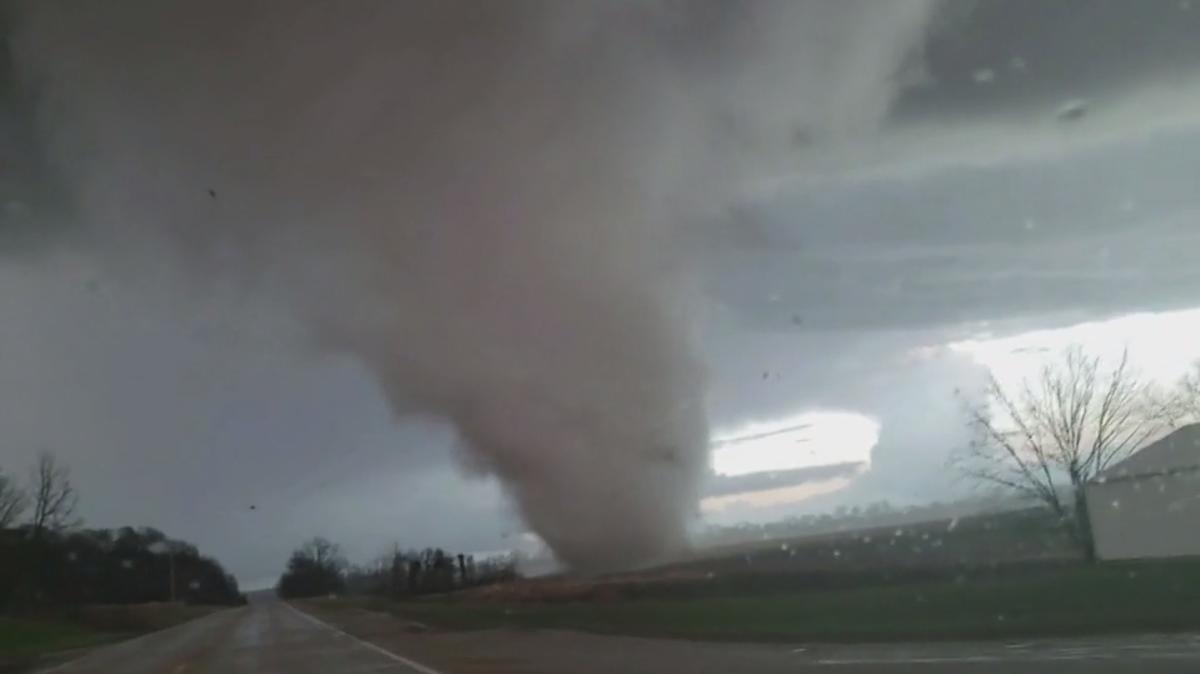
35,598 -> 1200,674
37,600 -> 438,674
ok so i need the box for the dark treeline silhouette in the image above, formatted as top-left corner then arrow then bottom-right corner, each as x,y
1,452 -> 243,611
278,537 -> 517,599
276,537 -> 347,599
1,526 -> 244,608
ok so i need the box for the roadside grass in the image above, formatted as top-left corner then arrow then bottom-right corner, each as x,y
308,558 -> 1200,643
0,618 -> 123,672
0,603 -> 222,672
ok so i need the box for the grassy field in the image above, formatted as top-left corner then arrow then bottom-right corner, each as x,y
0,618 -> 120,673
308,558 -> 1200,643
0,603 -> 220,672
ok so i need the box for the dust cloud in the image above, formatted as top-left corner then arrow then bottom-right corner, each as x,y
6,1 -> 934,570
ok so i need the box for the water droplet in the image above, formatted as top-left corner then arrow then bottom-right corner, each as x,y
1111,499 -> 1121,510
833,549 -> 842,559
1056,99 -> 1089,122
946,518 -> 959,532
972,68 -> 996,84
780,543 -> 790,551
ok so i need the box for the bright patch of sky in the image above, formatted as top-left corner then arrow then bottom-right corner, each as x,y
710,411 -> 880,477
949,306 -> 1200,391
700,473 -> 863,515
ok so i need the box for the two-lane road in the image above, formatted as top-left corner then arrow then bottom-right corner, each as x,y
38,599 -> 440,674
37,598 -> 1200,673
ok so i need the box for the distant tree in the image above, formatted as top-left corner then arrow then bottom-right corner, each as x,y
954,346 -> 1170,559
277,537 -> 347,598
28,452 -> 80,537
0,468 -> 28,528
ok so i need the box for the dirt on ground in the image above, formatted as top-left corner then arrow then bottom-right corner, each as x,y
301,602 -> 1200,674
303,603 -> 811,674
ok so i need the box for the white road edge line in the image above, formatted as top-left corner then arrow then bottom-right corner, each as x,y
284,601 -> 446,674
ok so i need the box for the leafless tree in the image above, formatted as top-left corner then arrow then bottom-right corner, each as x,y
954,346 -> 1170,556
299,536 -> 346,572
0,468 -> 29,528
1168,361 -> 1200,424
28,451 -> 80,537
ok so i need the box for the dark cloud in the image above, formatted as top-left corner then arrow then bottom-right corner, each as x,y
899,0 -> 1200,120
705,126 -> 1200,333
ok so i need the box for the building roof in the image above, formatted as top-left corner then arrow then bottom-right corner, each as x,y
1096,423 -> 1200,482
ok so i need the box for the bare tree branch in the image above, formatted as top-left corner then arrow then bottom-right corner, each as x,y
29,451 -> 80,537
0,469 -> 29,528
953,345 -> 1172,554
1168,361 -> 1200,424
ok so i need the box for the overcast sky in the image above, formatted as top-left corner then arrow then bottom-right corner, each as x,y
3,1 -> 1200,587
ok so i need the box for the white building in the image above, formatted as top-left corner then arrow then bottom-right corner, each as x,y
1086,423 -> 1200,560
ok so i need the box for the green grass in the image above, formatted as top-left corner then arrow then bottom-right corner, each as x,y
0,604 -> 221,672
312,559 -> 1200,643
0,617 -> 123,671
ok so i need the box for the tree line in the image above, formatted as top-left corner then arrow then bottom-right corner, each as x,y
0,452 -> 244,610
277,536 -> 517,599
